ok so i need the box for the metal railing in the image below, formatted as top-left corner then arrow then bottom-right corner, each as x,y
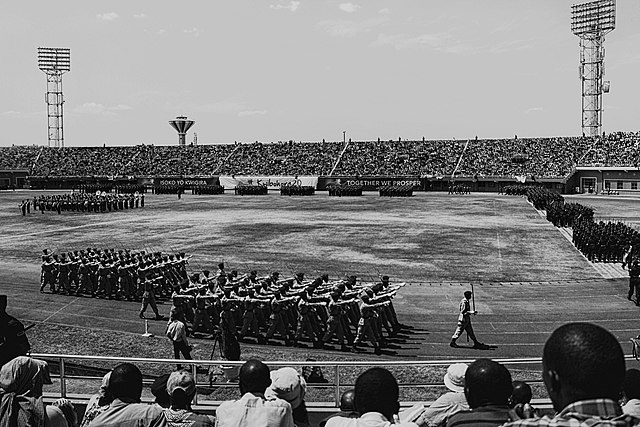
31,353 -> 551,406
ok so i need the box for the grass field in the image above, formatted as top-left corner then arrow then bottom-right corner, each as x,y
2,190 -> 640,367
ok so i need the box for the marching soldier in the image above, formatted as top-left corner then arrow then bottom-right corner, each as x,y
322,292 -> 356,351
352,294 -> 388,354
450,290 -> 484,348
293,292 -> 325,348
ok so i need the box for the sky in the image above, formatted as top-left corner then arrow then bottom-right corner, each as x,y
1,0 -> 639,147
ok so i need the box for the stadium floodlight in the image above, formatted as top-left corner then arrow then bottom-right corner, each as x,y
38,47 -> 71,148
169,116 -> 195,146
571,0 -> 615,137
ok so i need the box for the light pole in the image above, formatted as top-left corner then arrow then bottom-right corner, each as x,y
343,131 -> 346,144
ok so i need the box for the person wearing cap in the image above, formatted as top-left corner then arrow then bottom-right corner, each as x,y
0,294 -> 31,367
265,367 -> 308,427
162,370 -> 215,427
415,364 -> 469,427
351,295 -> 389,355
449,291 -> 484,349
216,359 -> 294,427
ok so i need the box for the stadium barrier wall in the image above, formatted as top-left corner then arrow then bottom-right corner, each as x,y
219,176 -> 318,190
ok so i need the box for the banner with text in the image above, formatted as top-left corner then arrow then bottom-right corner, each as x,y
152,177 -> 220,187
219,176 -> 318,190
317,176 -> 423,191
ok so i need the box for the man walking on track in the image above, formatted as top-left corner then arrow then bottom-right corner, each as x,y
450,290 -> 485,349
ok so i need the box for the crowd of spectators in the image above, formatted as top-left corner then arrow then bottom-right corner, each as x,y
1,132 -> 639,179
332,139 -> 464,177
218,141 -> 342,176
456,136 -> 592,179
5,322 -> 640,427
580,132 -> 640,168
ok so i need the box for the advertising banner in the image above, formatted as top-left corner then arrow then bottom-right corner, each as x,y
153,177 -> 220,187
219,176 -> 318,190
317,176 -> 423,191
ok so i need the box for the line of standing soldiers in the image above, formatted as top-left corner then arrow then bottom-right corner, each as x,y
26,192 -> 144,215
39,248 -> 192,319
169,268 -> 409,354
378,185 -> 414,197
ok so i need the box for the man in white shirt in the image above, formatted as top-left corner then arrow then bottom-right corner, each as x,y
215,359 -> 294,427
166,308 -> 192,369
326,367 -> 417,427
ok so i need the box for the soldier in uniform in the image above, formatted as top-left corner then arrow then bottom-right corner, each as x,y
293,292 -> 325,348
140,277 -> 164,320
629,260 -> 640,305
352,295 -> 388,354
322,292 -> 356,351
40,255 -> 56,293
450,290 -> 484,348
265,289 -> 296,345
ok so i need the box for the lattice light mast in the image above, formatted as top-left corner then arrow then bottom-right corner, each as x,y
38,47 -> 71,148
169,116 -> 195,146
571,0 -> 615,137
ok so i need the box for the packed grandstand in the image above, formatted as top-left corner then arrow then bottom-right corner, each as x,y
1,131 -> 639,179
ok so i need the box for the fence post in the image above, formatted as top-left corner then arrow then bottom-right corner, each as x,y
192,363 -> 198,405
60,357 -> 66,398
334,365 -> 340,407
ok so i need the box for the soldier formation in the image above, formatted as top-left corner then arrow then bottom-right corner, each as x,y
327,184 -> 363,197
23,192 -> 144,215
280,185 -> 315,196
39,251 -> 409,354
448,183 -> 471,194
235,184 -> 269,196
504,185 -> 640,304
378,184 -> 414,197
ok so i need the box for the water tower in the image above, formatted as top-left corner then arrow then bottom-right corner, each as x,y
169,116 -> 195,146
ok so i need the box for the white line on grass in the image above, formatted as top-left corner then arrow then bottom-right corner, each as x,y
41,297 -> 80,323
493,200 -> 503,272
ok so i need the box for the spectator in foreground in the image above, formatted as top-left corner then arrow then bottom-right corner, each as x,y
326,367 -> 418,427
88,362 -> 167,427
151,373 -> 171,409
80,371 -> 113,427
509,381 -> 537,419
503,322 -> 640,427
215,359 -> 294,427
0,356 -> 68,427
446,359 -> 514,427
265,367 -> 309,427
162,370 -> 215,427
0,294 -> 31,367
416,363 -> 469,427
319,389 -> 358,427
622,369 -> 640,417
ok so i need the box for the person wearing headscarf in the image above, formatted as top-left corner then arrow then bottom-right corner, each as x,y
79,372 -> 113,427
0,356 -> 67,427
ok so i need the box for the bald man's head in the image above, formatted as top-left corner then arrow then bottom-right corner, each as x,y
239,359 -> 271,395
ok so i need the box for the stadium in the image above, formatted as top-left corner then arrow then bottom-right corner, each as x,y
2,1 -> 640,427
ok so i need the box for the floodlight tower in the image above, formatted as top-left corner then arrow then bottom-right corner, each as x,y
37,47 -> 71,148
169,116 -> 195,146
571,0 -> 615,137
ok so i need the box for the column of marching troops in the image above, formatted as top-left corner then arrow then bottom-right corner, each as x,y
502,184 -> 640,303
39,250 -> 409,354
20,192 -> 144,215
